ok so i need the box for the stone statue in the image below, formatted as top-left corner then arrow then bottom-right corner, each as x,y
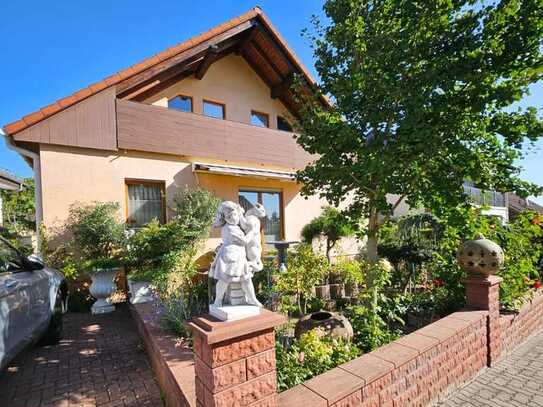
208,201 -> 266,319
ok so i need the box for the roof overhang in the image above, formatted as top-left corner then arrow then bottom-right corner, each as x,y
193,162 -> 295,181
0,170 -> 24,191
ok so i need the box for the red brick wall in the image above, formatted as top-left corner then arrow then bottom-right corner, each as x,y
279,311 -> 489,407
500,291 -> 543,356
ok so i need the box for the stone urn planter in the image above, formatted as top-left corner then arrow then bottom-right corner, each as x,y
89,268 -> 119,314
294,311 -> 354,341
127,278 -> 154,304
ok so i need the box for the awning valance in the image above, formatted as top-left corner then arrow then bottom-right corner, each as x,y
192,163 -> 295,181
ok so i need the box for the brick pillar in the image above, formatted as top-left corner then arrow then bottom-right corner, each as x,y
464,275 -> 502,366
187,310 -> 286,407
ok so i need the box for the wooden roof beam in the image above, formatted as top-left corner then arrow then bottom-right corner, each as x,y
236,27 -> 258,54
250,40 -> 285,81
271,73 -> 294,99
195,45 -> 220,80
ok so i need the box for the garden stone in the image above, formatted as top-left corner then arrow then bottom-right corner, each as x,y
295,311 -> 354,341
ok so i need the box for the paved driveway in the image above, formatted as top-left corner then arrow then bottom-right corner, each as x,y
0,307 -> 163,407
439,329 -> 543,407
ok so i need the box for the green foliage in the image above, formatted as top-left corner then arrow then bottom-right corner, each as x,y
296,0 -> 543,261
331,258 -> 366,287
154,245 -> 208,336
0,178 -> 35,233
407,284 -> 450,321
125,219 -> 196,269
67,201 -> 125,267
276,328 -> 360,392
346,260 -> 404,352
274,244 -> 328,315
301,206 -> 354,261
126,187 -> 219,273
170,187 -> 220,238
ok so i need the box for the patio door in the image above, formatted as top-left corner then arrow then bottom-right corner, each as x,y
239,190 -> 283,251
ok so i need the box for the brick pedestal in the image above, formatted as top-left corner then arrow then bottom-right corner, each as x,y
187,310 -> 286,407
464,275 -> 502,366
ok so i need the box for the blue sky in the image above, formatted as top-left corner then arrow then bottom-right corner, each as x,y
0,0 -> 542,203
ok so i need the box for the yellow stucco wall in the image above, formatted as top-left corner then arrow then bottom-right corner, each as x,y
39,145 -> 360,255
145,54 -> 292,130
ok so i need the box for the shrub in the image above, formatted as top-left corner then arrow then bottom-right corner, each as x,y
67,201 -> 125,268
276,328 -> 360,392
301,206 -> 354,262
154,245 -> 208,336
171,186 -> 220,238
274,244 -> 328,315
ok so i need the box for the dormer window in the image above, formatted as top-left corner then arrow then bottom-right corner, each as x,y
251,111 -> 269,128
203,100 -> 225,119
168,95 -> 192,113
277,116 -> 293,132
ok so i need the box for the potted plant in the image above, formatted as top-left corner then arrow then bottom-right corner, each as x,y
126,267 -> 156,304
67,202 -> 126,314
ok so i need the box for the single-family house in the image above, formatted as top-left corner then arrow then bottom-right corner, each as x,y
2,7 -> 360,256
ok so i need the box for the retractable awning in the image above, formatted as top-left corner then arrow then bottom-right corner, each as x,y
192,163 -> 295,181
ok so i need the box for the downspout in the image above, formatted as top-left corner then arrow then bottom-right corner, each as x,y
1,129 -> 43,253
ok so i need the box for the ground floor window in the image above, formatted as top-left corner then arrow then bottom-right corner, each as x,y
125,180 -> 166,228
239,190 -> 283,250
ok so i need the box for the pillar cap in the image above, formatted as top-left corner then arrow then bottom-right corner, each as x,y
186,309 -> 287,345
463,275 -> 503,286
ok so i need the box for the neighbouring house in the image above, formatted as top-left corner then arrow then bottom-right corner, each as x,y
388,182 -> 510,223
0,169 -> 24,227
507,192 -> 543,220
1,7 -> 360,256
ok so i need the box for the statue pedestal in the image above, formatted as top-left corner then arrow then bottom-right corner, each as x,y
187,310 -> 286,407
209,304 -> 260,321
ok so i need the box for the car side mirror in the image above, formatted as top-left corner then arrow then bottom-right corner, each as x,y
26,254 -> 44,270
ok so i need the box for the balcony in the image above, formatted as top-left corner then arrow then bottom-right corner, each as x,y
115,99 -> 313,170
463,183 -> 506,207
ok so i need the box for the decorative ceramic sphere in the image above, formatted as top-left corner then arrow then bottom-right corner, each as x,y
456,234 -> 504,276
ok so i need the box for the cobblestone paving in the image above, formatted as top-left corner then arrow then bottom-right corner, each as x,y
439,329 -> 543,407
0,306 -> 163,407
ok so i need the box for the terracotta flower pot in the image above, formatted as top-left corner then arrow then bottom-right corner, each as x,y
314,284 -> 331,300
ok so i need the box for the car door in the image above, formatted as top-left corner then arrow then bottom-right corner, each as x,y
0,240 -> 37,369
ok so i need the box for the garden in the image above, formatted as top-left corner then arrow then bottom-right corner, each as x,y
40,188 -> 543,393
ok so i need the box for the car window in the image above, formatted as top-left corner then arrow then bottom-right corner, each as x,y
0,239 -> 24,273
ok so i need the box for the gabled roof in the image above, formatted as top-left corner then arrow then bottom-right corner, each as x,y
3,7 -> 324,136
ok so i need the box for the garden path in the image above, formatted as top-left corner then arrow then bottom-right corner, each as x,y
0,306 -> 163,407
439,328 -> 543,407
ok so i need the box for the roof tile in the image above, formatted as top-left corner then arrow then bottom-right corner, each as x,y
40,102 -> 62,116
88,81 -> 108,93
57,95 -> 78,108
22,111 -> 45,125
4,120 -> 27,134
72,88 -> 93,100
103,74 -> 122,86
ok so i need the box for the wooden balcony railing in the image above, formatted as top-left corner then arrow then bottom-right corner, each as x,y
116,99 -> 313,170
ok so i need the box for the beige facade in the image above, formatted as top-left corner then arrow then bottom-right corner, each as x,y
39,144 -> 360,256
146,54 -> 292,130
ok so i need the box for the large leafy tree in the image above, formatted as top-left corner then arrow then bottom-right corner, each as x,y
296,0 -> 543,262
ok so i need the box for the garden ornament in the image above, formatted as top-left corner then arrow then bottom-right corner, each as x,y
208,200 -> 266,320
456,233 -> 504,276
